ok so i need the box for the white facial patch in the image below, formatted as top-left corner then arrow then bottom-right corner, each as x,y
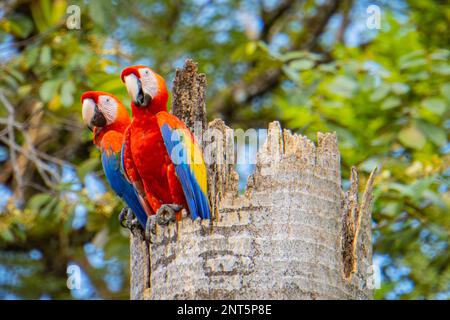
82,98 -> 95,125
124,73 -> 140,103
138,68 -> 158,98
98,95 -> 118,125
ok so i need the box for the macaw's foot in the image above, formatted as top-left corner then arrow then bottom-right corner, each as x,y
144,204 -> 183,242
119,207 -> 141,233
156,204 -> 183,225
118,207 -> 131,228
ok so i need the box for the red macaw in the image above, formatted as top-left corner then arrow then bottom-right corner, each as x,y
120,65 -> 211,239
81,91 -> 148,230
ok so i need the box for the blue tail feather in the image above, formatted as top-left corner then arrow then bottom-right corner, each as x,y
160,124 -> 211,220
101,150 -> 148,228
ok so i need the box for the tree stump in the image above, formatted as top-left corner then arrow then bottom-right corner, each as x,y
130,60 -> 376,300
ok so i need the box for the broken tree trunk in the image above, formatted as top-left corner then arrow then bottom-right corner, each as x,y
129,60 -> 377,300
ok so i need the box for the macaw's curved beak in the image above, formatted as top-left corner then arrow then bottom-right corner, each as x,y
90,104 -> 106,128
135,87 -> 152,108
123,72 -> 152,108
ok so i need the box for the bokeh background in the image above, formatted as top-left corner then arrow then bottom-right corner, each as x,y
0,0 -> 449,299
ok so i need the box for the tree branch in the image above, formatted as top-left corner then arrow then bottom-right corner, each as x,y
260,0 -> 298,41
0,89 -> 24,205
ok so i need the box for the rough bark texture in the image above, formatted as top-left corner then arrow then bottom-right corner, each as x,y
171,61 -> 207,132
130,59 -> 376,300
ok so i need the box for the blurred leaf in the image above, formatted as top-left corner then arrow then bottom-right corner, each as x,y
39,79 -> 60,102
25,46 -> 40,68
407,71 -> 429,81
40,197 -> 59,218
399,50 -> 426,69
430,49 -> 449,61
61,80 -> 75,107
441,83 -> 450,101
27,193 -> 52,211
289,59 -> 314,71
95,77 -> 124,95
391,83 -> 409,95
422,98 -> 446,115
280,51 -> 307,62
400,58 -> 427,69
78,158 -> 100,180
360,157 -> 381,173
0,228 -> 14,242
30,0 -> 48,32
48,95 -> 61,111
17,84 -> 33,97
386,182 -> 415,197
381,97 -> 401,110
89,1 -> 107,27
326,76 -> 357,98
7,14 -> 34,38
370,84 -> 390,102
39,45 -> 52,66
245,42 -> 257,55
50,0 -> 67,25
398,125 -> 426,149
416,120 -> 447,147
282,65 -> 299,82
432,63 -> 450,75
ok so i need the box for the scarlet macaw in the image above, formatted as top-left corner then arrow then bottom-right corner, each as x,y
81,91 -> 148,230
120,65 -> 211,239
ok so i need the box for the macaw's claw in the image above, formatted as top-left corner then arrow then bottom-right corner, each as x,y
119,207 -> 141,235
144,204 -> 183,243
156,204 -> 183,225
119,207 -> 130,229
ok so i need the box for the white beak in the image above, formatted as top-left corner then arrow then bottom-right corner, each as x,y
124,73 -> 140,103
82,98 -> 95,125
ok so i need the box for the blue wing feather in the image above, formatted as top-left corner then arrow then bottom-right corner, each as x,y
101,149 -> 148,228
159,123 -> 211,220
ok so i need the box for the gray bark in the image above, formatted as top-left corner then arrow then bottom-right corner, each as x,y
130,59 -> 376,300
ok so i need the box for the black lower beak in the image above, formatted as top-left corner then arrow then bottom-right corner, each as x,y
90,104 -> 107,128
134,80 -> 152,107
135,92 -> 152,107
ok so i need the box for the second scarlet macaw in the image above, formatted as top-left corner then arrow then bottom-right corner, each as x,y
81,91 -> 148,230
120,65 -> 211,239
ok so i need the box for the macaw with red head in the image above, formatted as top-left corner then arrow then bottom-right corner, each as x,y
120,65 -> 211,239
81,91 -> 148,230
